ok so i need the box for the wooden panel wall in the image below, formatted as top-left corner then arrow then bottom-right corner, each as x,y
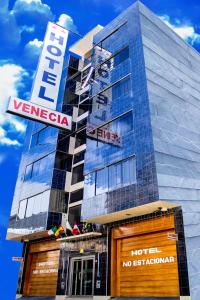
111,215 -> 180,298
23,240 -> 60,297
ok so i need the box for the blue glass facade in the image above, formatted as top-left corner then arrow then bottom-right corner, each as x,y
82,5 -> 159,220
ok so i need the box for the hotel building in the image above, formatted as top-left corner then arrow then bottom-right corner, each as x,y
7,2 -> 200,300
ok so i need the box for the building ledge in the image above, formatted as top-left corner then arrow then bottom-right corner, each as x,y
83,200 -> 179,224
57,232 -> 102,242
69,25 -> 103,57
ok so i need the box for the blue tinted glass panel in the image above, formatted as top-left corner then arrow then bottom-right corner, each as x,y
96,168 -> 108,195
84,173 -> 95,199
122,157 -> 136,186
24,164 -> 33,181
114,47 -> 129,67
108,162 -> 122,191
112,77 -> 130,100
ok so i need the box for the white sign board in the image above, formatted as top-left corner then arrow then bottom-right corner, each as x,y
30,22 -> 69,110
7,97 -> 72,131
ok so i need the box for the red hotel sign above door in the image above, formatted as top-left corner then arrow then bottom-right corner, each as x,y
7,97 -> 72,131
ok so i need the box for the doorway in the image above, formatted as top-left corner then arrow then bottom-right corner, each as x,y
69,256 -> 95,296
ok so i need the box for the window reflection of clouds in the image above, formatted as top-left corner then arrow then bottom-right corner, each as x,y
84,157 -> 136,199
24,190 -> 50,219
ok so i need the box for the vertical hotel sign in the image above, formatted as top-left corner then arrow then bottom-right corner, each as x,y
30,22 -> 68,110
7,22 -> 72,131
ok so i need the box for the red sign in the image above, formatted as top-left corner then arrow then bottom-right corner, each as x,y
87,127 -> 121,146
7,97 -> 72,131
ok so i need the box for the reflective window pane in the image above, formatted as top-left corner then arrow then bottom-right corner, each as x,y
24,164 -> 33,181
96,168 -> 108,195
108,162 -> 122,191
84,173 -> 95,199
18,199 -> 27,219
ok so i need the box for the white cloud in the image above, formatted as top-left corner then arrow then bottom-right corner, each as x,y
57,14 -> 77,32
0,127 -> 21,146
13,0 -> 54,23
160,15 -> 200,45
0,63 -> 27,146
29,38 -> 43,48
23,38 -> 43,65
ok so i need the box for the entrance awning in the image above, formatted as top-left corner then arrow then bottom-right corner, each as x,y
83,200 -> 179,224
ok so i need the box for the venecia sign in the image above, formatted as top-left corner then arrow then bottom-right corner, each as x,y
7,97 -> 71,130
122,247 -> 175,267
7,22 -> 72,130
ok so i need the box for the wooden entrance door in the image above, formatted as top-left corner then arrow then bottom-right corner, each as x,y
23,240 -> 60,296
111,215 -> 180,298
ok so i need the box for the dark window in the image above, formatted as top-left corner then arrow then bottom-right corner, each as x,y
78,99 -> 92,116
114,46 -> 129,66
55,152 -> 65,170
70,189 -> 83,203
68,205 -> 81,226
75,129 -> 86,148
77,118 -> 87,130
80,90 -> 90,102
72,164 -> 84,184
73,151 -> 85,164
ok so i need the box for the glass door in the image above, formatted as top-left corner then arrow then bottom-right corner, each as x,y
70,256 -> 95,296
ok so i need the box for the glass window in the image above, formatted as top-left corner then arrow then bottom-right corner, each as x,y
75,129 -> 86,148
18,199 -> 27,219
111,111 -> 133,136
25,196 -> 35,218
112,77 -> 130,100
96,168 -> 108,195
84,172 -> 95,199
68,205 -> 81,226
122,157 -> 136,186
30,133 -> 38,148
71,164 -> 84,185
114,47 -> 129,67
24,164 -> 33,181
73,151 -> 85,165
25,190 -> 50,218
30,126 -> 55,148
108,162 -> 122,191
25,153 -> 55,181
32,160 -> 41,178
70,189 -> 83,203
54,152 -> 68,170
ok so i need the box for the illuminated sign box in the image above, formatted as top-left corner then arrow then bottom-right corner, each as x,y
7,97 -> 72,131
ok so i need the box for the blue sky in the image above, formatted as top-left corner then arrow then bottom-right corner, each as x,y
1,0 -> 200,298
